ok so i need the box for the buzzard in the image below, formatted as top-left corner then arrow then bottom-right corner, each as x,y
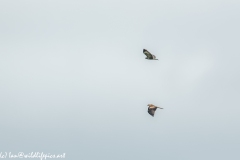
143,49 -> 158,60
148,104 -> 163,117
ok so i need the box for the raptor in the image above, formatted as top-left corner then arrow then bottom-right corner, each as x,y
143,49 -> 158,60
147,104 -> 163,117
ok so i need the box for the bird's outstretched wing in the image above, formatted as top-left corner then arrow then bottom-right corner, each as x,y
148,108 -> 157,117
143,49 -> 154,59
143,49 -> 158,60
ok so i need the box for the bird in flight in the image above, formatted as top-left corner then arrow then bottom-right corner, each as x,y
143,49 -> 158,60
147,104 -> 163,117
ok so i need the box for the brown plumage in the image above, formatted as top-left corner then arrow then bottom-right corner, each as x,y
147,104 -> 163,117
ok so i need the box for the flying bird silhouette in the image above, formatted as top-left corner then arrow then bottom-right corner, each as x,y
148,104 -> 163,117
143,49 -> 158,60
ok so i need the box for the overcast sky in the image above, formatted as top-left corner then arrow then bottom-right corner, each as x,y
0,0 -> 240,160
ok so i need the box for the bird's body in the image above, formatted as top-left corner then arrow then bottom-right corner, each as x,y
147,104 -> 163,117
143,49 -> 158,60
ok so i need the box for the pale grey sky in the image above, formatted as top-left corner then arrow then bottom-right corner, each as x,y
0,0 -> 240,160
